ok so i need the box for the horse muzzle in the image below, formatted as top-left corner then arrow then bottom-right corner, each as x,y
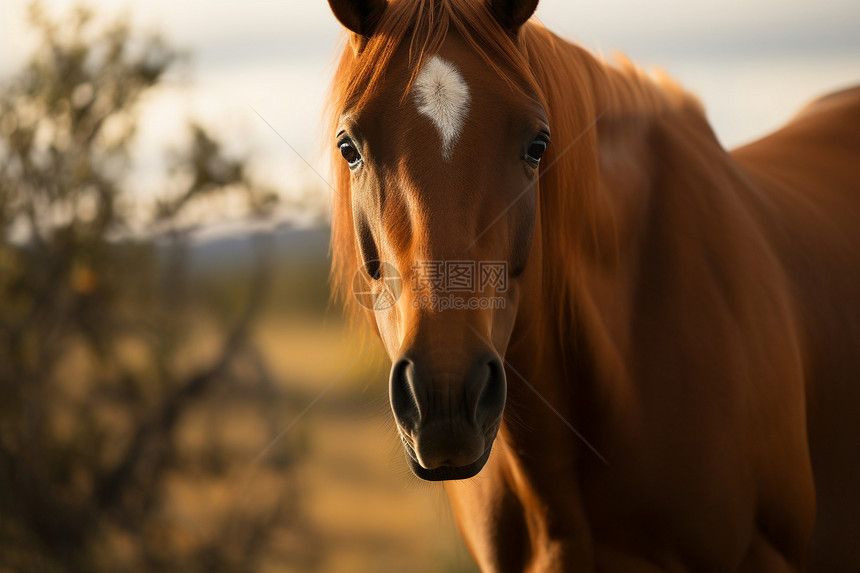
389,351 -> 506,481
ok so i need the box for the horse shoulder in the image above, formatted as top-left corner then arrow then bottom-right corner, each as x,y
606,112 -> 817,568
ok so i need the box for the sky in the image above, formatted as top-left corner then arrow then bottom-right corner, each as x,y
2,0 -> 859,229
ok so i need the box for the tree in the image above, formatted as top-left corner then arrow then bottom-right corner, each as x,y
0,4 -> 316,571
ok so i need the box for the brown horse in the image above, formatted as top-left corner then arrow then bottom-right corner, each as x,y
324,0 -> 860,570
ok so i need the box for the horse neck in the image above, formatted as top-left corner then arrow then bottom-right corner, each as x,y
506,34 -> 734,463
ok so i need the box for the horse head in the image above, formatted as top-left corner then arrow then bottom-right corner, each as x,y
328,0 -> 547,480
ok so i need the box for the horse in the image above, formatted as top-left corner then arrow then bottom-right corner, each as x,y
323,0 -> 860,570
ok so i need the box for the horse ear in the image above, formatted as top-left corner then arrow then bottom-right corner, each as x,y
327,0 -> 388,38
488,0 -> 540,34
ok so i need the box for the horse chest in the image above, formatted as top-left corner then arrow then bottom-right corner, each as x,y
459,426 -> 766,572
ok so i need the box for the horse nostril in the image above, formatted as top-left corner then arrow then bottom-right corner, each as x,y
474,354 -> 506,430
389,356 -> 419,429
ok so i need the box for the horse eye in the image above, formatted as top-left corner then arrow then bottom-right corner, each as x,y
524,138 -> 548,168
339,141 -> 362,169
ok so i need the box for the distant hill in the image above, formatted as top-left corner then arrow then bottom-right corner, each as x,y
174,224 -> 331,274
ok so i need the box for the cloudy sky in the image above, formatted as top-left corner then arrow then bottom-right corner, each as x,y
3,0 -> 859,226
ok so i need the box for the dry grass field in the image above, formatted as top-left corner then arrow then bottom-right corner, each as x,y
252,315 -> 477,572
29,311 -> 477,572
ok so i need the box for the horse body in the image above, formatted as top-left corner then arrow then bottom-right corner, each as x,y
449,71 -> 860,573
324,1 -> 860,570
734,88 -> 860,571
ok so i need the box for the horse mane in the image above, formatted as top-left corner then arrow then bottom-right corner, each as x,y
326,0 -> 703,339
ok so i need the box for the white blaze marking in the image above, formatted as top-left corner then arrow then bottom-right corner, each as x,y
413,56 -> 470,161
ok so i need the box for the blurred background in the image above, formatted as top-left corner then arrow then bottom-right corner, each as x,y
0,1 -> 858,571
